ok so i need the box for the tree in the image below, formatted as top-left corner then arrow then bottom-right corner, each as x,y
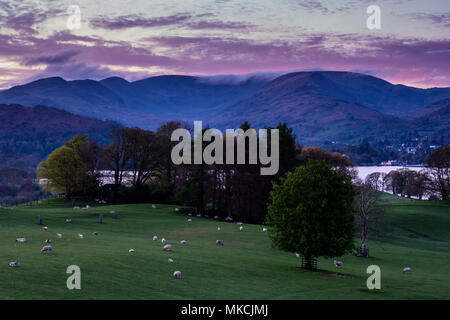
365,172 -> 381,191
37,145 -> 87,198
353,182 -> 387,257
425,146 -> 450,200
266,160 -> 356,270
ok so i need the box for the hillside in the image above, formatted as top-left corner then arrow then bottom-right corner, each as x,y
1,196 -> 449,299
0,104 -> 121,169
0,71 -> 448,147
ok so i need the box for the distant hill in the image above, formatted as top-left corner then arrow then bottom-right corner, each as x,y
0,71 -> 449,147
0,104 -> 121,170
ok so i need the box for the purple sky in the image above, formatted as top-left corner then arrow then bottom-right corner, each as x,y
0,0 -> 449,89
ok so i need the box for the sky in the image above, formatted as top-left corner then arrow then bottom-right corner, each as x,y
0,0 -> 449,89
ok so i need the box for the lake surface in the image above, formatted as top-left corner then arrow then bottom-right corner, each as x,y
356,166 -> 425,181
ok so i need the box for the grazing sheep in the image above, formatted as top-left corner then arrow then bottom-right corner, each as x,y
129,249 -> 135,253
163,244 -> 172,251
153,235 -> 158,241
168,258 -> 174,263
37,200 -> 42,205
237,222 -> 244,225
42,226 -> 48,231
109,210 -> 116,214
175,208 -> 179,212
78,233 -> 84,239
196,214 -> 201,217
188,213 -> 192,216
213,216 -> 219,220
41,245 -> 52,253
188,218 -> 192,222
216,240 -> 224,246
86,205 -> 91,209
44,239 -> 52,243
57,233 -> 62,238
9,260 -> 19,267
263,228 -> 267,232
295,253 -> 300,259
65,219 -> 72,223
334,260 -> 343,268
161,238 -> 166,243
93,232 -> 98,236
73,206 -> 80,209
217,227 -> 221,231
180,240 -> 186,245
173,271 -> 181,278
239,226 -> 244,231
15,238 -> 26,243
403,267 -> 411,272
152,204 -> 157,209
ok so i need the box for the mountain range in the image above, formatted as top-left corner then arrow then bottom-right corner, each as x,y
0,71 -> 449,147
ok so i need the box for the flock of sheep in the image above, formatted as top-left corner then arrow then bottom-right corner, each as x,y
8,203 -> 412,277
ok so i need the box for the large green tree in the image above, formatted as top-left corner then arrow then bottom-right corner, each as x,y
266,160 -> 356,270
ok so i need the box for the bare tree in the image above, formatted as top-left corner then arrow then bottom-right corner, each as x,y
353,182 -> 387,257
425,146 -> 450,200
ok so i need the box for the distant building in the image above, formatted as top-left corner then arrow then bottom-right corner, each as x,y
406,147 -> 417,154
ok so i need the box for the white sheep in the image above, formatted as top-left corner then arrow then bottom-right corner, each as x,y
15,238 -> 26,243
173,270 -> 181,278
163,244 -> 172,251
65,219 -> 72,223
168,258 -> 174,263
403,267 -> 411,272
217,227 -> 221,231
41,245 -> 52,252
78,233 -> 84,239
86,205 -> 91,209
73,206 -> 80,209
196,214 -> 202,217
42,226 -> 48,231
187,213 -> 192,216
129,249 -> 135,253
175,208 -> 179,212
9,260 -> 19,267
180,240 -> 186,245
93,232 -> 98,236
44,239 -> 52,243
57,233 -> 62,238
213,216 -> 219,219
188,218 -> 192,222
237,222 -> 244,225
295,253 -> 300,259
153,235 -> 158,241
239,226 -> 244,231
334,260 -> 343,268
216,240 -> 224,246
263,228 -> 267,232
152,204 -> 157,209
161,238 -> 166,243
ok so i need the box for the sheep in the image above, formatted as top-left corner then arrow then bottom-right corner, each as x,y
65,219 -> 72,223
180,240 -> 186,245
216,240 -> 224,246
73,206 -> 80,209
213,216 -> 219,220
129,249 -> 135,253
37,200 -> 42,205
295,253 -> 300,259
41,245 -> 52,253
217,227 -> 221,231
239,226 -> 244,231
173,271 -> 181,278
188,218 -> 192,222
93,232 -> 98,236
44,239 -> 52,243
86,205 -> 91,209
57,233 -> 62,238
78,233 -> 84,239
42,226 -> 48,231
15,238 -> 26,243
9,260 -> 19,267
163,244 -> 172,251
196,214 -> 201,217
403,267 -> 411,272
175,208 -> 179,212
262,228 -> 267,232
168,258 -> 174,263
161,238 -> 166,244
188,213 -> 192,216
109,210 -> 116,214
334,260 -> 343,268
153,235 -> 158,241
236,222 -> 244,225
152,204 -> 157,209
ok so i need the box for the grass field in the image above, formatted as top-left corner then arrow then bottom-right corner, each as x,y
1,194 -> 449,300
